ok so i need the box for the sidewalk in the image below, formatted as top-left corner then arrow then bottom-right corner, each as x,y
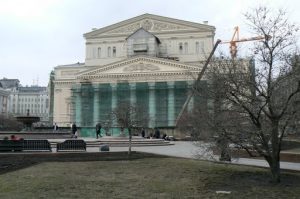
91,141 -> 300,172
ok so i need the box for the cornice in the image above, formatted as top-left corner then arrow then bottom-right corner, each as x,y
53,80 -> 76,85
77,71 -> 200,82
78,56 -> 201,78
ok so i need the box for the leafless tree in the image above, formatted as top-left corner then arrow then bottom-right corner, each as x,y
101,114 -> 113,136
112,102 -> 149,155
214,6 -> 299,183
179,6 -> 300,183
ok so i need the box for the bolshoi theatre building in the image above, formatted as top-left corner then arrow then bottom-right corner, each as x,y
51,14 -> 216,137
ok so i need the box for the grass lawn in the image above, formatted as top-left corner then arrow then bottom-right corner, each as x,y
0,157 -> 300,198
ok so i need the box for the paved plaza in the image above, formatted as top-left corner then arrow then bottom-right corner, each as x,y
80,140 -> 300,172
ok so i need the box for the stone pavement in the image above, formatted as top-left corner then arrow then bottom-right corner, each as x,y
47,138 -> 300,171
85,140 -> 300,172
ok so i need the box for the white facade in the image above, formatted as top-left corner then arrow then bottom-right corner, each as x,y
52,14 -> 216,127
83,14 -> 214,67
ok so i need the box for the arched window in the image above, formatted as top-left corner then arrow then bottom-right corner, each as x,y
112,47 -> 116,57
195,42 -> 200,54
197,41 -> 204,54
179,42 -> 183,54
107,47 -> 111,57
92,48 -> 97,58
97,47 -> 101,58
184,42 -> 188,54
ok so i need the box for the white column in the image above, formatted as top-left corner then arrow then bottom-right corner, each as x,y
187,81 -> 194,112
111,83 -> 117,111
93,85 -> 100,125
129,83 -> 136,122
75,85 -> 82,126
129,83 -> 136,106
167,81 -> 175,126
148,82 -> 156,128
111,83 -> 118,128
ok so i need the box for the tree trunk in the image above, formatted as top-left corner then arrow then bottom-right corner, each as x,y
218,135 -> 231,162
266,156 -> 281,183
267,120 -> 281,183
270,159 -> 281,183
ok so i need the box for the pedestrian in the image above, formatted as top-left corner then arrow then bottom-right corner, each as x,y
141,128 -> 145,138
96,122 -> 102,139
71,123 -> 77,138
155,128 -> 160,139
53,123 -> 59,131
162,133 -> 167,140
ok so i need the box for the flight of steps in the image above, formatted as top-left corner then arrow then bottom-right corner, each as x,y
87,136 -> 173,147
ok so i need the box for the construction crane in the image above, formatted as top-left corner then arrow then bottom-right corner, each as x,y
175,27 -> 270,127
174,39 -> 222,126
222,26 -> 269,58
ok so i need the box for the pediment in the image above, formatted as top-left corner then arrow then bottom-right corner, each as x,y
84,13 -> 215,38
77,56 -> 201,80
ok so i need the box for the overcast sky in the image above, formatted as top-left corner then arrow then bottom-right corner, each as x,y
0,0 -> 299,86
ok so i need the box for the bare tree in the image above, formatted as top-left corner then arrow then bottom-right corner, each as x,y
212,7 -> 299,183
112,102 -> 149,155
179,6 -> 300,183
102,114 -> 113,136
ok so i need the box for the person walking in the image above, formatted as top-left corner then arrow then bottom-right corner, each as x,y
141,128 -> 145,138
155,128 -> 160,139
71,123 -> 77,138
53,123 -> 59,131
96,123 -> 102,139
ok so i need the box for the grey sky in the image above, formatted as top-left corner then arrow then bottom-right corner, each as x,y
0,0 -> 298,86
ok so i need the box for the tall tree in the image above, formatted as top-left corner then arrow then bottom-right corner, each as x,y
179,6 -> 300,183
112,103 -> 148,155
212,7 -> 299,182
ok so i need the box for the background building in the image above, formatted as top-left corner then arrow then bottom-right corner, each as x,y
51,14 -> 216,136
0,78 -> 49,123
0,83 -> 9,115
273,55 -> 300,135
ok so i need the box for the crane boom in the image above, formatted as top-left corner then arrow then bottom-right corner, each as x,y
174,39 -> 222,127
222,36 -> 265,44
221,26 -> 270,58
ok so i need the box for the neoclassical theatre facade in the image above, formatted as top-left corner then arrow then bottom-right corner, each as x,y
52,14 -> 215,136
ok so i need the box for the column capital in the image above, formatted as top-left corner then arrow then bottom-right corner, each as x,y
110,83 -> 117,90
93,84 -> 100,91
187,80 -> 195,86
167,81 -> 175,88
148,82 -> 155,89
129,82 -> 136,90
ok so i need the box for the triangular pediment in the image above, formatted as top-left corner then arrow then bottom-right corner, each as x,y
77,56 -> 201,80
84,13 -> 215,38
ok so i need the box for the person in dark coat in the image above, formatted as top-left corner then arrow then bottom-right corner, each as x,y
71,123 -> 77,138
53,123 -> 59,131
141,128 -> 145,138
155,128 -> 160,139
96,123 -> 102,139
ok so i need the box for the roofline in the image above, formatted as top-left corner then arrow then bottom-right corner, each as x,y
125,27 -> 161,43
55,62 -> 86,69
84,13 -> 215,38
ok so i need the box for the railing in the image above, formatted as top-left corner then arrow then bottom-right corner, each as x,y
0,140 -> 52,152
57,140 -> 86,152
